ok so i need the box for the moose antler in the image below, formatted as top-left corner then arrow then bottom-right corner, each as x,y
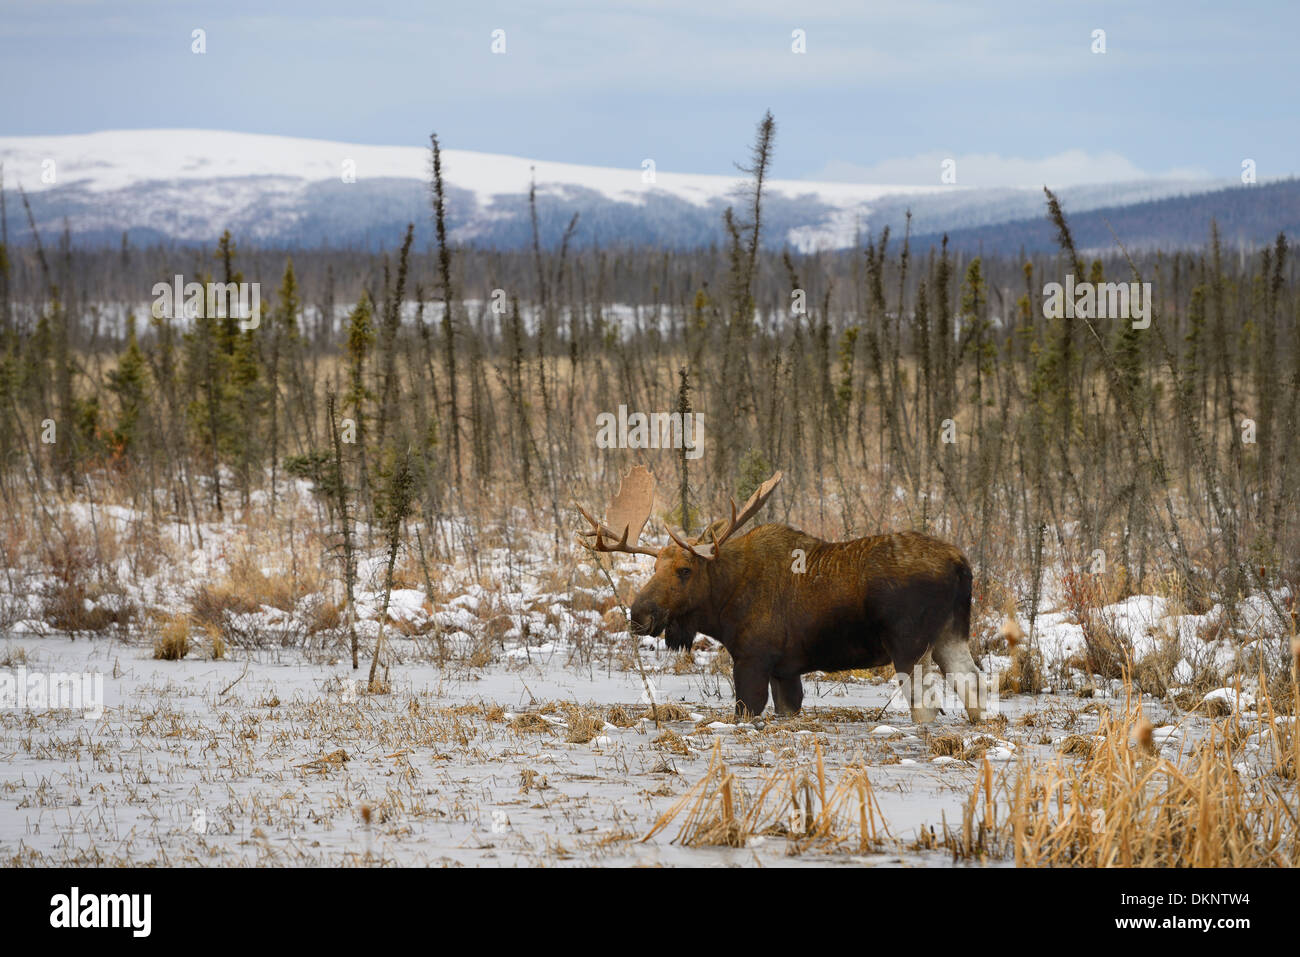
712,470 -> 783,548
667,470 -> 782,559
577,466 -> 659,557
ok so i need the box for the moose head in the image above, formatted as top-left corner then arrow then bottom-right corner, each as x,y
577,467 -> 782,649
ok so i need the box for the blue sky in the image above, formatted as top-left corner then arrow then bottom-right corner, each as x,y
2,0 -> 1296,185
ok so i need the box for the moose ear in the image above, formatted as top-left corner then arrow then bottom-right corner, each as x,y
666,524 -> 714,558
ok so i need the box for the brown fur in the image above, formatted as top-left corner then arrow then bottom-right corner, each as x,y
629,524 -> 985,722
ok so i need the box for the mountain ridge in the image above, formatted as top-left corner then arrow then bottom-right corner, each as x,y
0,129 -> 1275,252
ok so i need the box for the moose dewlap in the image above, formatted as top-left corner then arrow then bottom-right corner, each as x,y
579,468 -> 987,723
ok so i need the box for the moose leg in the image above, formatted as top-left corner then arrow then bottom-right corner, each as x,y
933,637 -> 986,723
894,653 -> 940,724
732,659 -> 770,720
770,675 -> 804,717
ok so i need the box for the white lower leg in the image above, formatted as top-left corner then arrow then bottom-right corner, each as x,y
935,641 -> 987,723
898,658 -> 941,724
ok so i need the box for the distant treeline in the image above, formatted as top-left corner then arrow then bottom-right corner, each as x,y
906,177 -> 1300,258
0,117 -> 1297,635
3,173 -> 1295,257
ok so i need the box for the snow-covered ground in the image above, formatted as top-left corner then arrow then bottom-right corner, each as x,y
1028,588 -> 1294,695
0,486 -> 1294,866
5,628 -> 1292,867
0,632 -> 1200,867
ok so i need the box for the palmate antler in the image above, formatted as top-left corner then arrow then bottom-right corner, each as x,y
577,465 -> 659,558
667,470 -> 782,559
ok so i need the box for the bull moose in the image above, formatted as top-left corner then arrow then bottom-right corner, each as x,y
578,467 -> 987,724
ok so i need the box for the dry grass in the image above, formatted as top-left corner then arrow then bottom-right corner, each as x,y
188,549 -> 322,646
37,524 -> 136,633
1061,568 -> 1134,622
653,729 -> 691,755
465,640 -> 495,668
606,704 -> 636,728
1008,703 -> 1298,866
1075,619 -> 1133,681
519,768 -> 550,792
998,647 -> 1044,695
43,581 -> 135,633
644,702 -> 694,722
0,644 -> 29,667
1059,734 -> 1097,758
206,630 -> 228,660
508,713 -> 555,734
762,715 -> 826,734
189,584 -> 260,631
634,670 -> 1299,866
303,599 -> 343,636
927,732 -> 993,762
803,706 -> 881,723
818,668 -> 885,683
152,617 -> 190,660
562,706 -> 604,744
641,740 -> 892,852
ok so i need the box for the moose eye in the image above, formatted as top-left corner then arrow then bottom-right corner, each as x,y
676,567 -> 692,581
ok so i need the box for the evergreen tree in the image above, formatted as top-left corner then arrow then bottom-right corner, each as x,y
264,259 -> 301,513
106,312 -> 151,457
344,291 -> 375,503
183,271 -> 228,515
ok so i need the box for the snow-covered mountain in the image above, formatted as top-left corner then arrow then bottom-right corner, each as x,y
0,129 -> 1234,251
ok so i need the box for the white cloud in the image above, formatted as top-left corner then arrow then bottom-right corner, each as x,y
810,150 -> 1212,189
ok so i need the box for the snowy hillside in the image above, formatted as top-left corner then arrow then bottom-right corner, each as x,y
0,129 -> 941,206
0,129 -> 1232,251
0,129 -> 947,251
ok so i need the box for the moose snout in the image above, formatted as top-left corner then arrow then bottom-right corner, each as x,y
628,596 -> 665,636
